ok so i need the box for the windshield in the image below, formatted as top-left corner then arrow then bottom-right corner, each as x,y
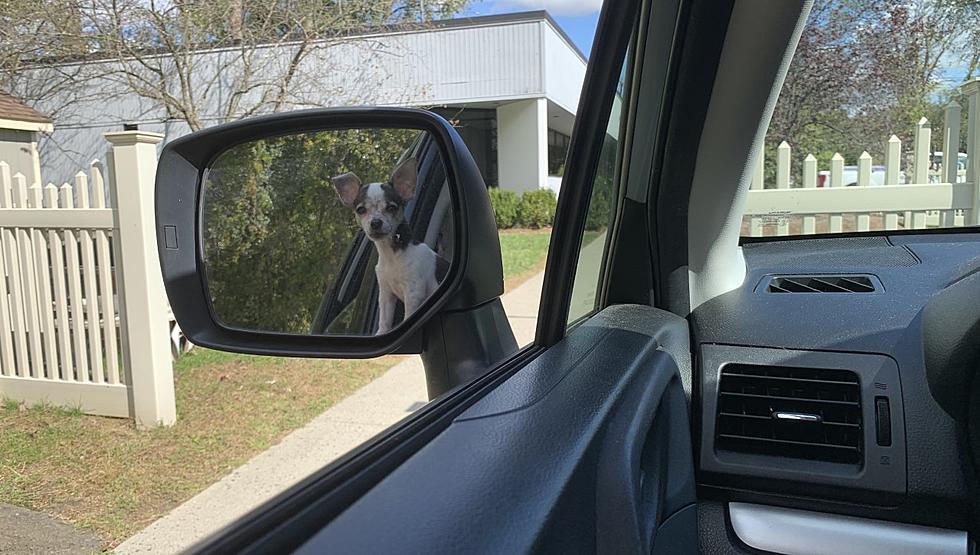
741,1 -> 978,238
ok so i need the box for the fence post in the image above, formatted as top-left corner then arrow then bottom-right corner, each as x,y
944,101 -> 962,184
749,144 -> 764,236
963,79 -> 980,224
885,136 -> 901,185
776,141 -> 791,235
942,101 -> 962,226
104,130 -> 176,429
12,173 -> 44,378
802,154 -> 817,234
857,152 -> 872,231
830,153 -> 844,232
0,163 -> 15,375
751,145 -> 764,190
884,136 -> 901,230
913,117 -> 931,185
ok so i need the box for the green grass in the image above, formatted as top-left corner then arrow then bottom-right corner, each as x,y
0,229 -> 554,550
498,228 -> 552,290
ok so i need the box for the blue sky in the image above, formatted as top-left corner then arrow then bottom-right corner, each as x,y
460,0 -> 603,57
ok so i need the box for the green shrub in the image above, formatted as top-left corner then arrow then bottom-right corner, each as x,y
488,187 -> 520,228
585,174 -> 614,231
518,188 -> 557,229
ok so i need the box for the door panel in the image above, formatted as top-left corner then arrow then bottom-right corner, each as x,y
294,305 -> 696,553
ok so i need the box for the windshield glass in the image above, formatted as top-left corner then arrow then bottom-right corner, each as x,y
741,1 -> 979,238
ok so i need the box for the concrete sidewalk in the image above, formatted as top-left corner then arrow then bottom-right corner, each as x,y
115,272 -> 543,554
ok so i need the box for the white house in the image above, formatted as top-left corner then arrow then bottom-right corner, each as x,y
27,11 -> 586,194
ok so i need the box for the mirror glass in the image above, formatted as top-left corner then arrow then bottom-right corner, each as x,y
201,126 -> 454,336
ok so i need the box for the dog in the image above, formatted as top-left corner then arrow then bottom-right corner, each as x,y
333,157 -> 445,334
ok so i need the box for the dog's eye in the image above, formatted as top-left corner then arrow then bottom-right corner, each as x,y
385,203 -> 398,213
355,206 -> 367,215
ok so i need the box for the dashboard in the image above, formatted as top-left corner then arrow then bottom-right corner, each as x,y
692,233 -> 980,545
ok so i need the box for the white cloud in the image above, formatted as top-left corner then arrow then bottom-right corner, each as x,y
497,0 -> 603,16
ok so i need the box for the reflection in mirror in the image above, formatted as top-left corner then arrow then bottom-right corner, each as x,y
202,127 -> 454,336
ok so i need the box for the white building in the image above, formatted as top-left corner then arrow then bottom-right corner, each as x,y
28,11 -> 586,194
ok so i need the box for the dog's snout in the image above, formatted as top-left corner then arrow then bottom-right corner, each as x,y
370,218 -> 383,231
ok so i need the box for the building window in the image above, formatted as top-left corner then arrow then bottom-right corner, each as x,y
548,129 -> 570,176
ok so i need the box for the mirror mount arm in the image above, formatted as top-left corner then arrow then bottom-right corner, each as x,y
419,299 -> 517,399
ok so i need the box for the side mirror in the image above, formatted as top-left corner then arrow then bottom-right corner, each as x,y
156,108 -> 514,388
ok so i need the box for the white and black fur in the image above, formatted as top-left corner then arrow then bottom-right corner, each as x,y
333,158 -> 441,335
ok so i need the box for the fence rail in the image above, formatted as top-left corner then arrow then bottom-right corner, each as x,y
0,131 -> 176,427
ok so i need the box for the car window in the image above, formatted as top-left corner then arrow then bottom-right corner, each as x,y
566,49 -> 631,326
741,0 -> 979,238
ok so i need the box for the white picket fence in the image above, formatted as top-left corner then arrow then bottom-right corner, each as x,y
745,79 -> 980,236
0,131 -> 176,427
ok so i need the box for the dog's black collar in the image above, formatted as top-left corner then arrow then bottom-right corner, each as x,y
392,221 -> 416,251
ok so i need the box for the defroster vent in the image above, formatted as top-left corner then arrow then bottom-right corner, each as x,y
768,275 -> 875,293
716,364 -> 863,464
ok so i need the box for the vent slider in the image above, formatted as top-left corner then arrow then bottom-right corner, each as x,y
772,411 -> 822,423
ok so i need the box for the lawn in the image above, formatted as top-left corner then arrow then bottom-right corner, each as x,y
0,228 -> 553,550
0,351 -> 397,548
498,228 -> 553,291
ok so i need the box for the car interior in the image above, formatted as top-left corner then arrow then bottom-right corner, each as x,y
155,0 -> 980,553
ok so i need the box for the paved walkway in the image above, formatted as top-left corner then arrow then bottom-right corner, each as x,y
0,503 -> 103,555
115,271 -> 544,554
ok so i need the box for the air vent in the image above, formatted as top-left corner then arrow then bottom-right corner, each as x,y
768,275 -> 875,293
716,364 -> 863,464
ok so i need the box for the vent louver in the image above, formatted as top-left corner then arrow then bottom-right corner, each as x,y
716,364 -> 863,464
768,275 -> 875,293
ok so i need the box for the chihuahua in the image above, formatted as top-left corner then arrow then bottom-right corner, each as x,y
333,158 -> 443,334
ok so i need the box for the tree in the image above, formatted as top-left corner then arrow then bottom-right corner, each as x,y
1,0 -> 468,131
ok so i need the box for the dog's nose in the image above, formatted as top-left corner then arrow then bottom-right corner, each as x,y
370,219 -> 383,231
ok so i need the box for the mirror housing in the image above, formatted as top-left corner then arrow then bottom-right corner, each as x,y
156,108 -> 506,360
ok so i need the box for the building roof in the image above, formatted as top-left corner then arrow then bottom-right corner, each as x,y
0,92 -> 52,124
433,11 -> 588,63
37,10 -> 588,69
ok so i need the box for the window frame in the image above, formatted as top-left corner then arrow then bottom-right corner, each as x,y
534,0 -> 644,346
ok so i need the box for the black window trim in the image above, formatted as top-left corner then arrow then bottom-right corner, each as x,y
536,0 -> 645,346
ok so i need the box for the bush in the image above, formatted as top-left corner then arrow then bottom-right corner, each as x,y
488,187 -> 520,228
518,188 -> 557,229
585,174 -> 614,231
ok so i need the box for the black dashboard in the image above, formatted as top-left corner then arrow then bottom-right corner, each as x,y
692,233 -> 980,534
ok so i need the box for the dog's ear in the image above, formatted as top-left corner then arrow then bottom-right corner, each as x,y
390,157 -> 418,201
332,172 -> 362,206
